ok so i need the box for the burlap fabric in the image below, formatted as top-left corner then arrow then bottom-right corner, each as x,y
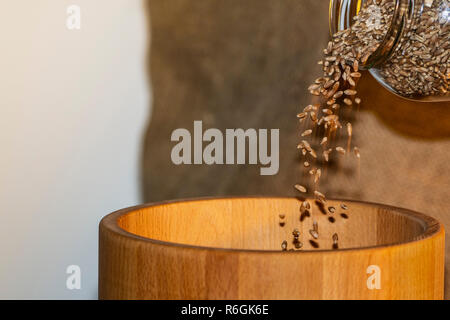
142,0 -> 450,298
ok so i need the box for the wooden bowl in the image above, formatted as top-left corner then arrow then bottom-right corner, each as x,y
99,197 -> 445,300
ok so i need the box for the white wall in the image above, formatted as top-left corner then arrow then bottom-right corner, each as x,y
0,0 -> 149,299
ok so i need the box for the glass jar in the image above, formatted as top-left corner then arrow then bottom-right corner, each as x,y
329,0 -> 449,102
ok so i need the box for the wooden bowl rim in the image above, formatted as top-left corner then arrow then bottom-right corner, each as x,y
99,196 -> 443,253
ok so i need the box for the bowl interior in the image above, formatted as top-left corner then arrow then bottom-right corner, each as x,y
117,197 -> 431,251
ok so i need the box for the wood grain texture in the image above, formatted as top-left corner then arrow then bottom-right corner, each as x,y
99,197 -> 445,300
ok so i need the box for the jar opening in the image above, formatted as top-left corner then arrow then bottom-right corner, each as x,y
329,0 -> 417,69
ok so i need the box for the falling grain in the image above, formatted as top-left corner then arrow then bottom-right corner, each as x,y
347,123 -> 352,136
294,184 -> 307,193
336,147 -> 346,155
340,213 -> 349,219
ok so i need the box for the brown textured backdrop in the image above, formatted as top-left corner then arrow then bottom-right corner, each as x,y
141,0 -> 450,298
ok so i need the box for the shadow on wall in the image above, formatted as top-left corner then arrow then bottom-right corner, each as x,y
358,74 -> 450,140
